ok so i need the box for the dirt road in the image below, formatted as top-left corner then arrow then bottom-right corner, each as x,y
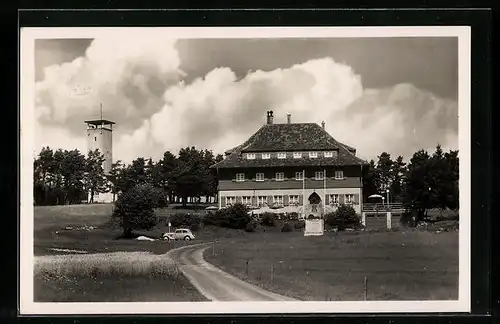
168,243 -> 297,301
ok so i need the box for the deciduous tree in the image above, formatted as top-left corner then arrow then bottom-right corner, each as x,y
84,149 -> 107,204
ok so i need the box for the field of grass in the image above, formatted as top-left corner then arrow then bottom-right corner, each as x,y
204,230 -> 459,301
34,251 -> 207,302
34,203 -> 224,256
33,203 -> 218,302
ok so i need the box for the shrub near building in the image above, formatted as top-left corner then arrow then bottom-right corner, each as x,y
325,205 -> 362,231
168,213 -> 202,231
203,203 -> 251,230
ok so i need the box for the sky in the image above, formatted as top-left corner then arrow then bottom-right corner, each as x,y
34,36 -> 459,164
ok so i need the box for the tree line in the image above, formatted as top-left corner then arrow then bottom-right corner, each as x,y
33,146 -> 223,206
34,143 -> 459,222
362,144 -> 459,220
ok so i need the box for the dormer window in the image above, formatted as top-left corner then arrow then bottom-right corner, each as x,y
277,152 -> 286,159
246,153 -> 256,160
236,173 -> 245,182
261,153 -> 271,159
275,172 -> 284,181
324,151 -> 333,158
309,152 -> 318,158
293,152 -> 302,159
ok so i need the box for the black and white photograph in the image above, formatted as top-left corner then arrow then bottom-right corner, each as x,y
20,26 -> 471,314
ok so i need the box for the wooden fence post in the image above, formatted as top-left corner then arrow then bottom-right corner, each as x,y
364,276 -> 368,301
362,212 -> 366,227
386,212 -> 392,229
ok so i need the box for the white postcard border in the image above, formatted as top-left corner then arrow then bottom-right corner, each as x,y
19,26 -> 471,315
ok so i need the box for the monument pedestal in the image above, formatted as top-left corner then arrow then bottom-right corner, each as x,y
304,219 -> 324,236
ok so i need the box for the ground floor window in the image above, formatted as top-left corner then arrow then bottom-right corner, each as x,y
226,196 -> 236,205
257,196 -> 267,206
273,195 -> 283,205
329,194 -> 339,205
345,194 -> 355,204
242,196 -> 252,205
289,195 -> 299,205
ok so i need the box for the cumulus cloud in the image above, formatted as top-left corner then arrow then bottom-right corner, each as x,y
34,38 -> 458,164
35,36 -> 184,156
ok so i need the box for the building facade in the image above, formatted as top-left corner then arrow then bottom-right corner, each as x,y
85,119 -> 115,203
211,111 -> 368,217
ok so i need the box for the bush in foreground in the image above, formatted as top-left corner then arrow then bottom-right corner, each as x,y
203,203 -> 251,229
168,213 -> 202,231
245,221 -> 258,232
281,222 -> 292,232
113,183 -> 160,238
294,220 -> 305,229
325,205 -> 361,231
260,212 -> 277,227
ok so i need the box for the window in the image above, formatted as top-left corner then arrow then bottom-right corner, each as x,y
289,195 -> 300,205
275,172 -> 284,181
324,151 -> 333,157
226,196 -> 236,205
345,194 -> 355,204
329,194 -> 339,205
257,196 -> 267,206
277,152 -> 286,159
246,153 -> 256,160
273,195 -> 283,205
242,196 -> 252,205
295,171 -> 304,181
315,171 -> 324,180
94,137 -> 97,142
256,173 -> 265,181
262,153 -> 271,159
293,152 -> 302,159
334,170 -> 344,180
236,173 -> 245,182
309,151 -> 318,158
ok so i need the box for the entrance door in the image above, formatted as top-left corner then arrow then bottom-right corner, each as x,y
307,192 -> 322,218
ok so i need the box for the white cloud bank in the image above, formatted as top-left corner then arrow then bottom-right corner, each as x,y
34,37 -> 458,164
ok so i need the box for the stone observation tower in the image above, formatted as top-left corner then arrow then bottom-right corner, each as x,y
84,106 -> 115,203
84,118 -> 115,175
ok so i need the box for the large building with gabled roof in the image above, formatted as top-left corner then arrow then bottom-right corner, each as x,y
210,110 -> 368,217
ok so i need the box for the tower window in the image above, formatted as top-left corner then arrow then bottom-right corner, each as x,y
94,137 -> 97,141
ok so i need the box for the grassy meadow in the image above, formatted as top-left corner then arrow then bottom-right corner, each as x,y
33,203 -> 215,302
204,229 -> 459,301
33,203 -> 459,302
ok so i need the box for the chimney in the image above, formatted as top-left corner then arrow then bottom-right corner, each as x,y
321,121 -> 325,129
266,110 -> 274,125
287,113 -> 291,124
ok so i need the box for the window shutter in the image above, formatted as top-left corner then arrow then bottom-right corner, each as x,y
283,195 -> 289,205
299,195 -> 303,205
354,194 -> 360,204
267,195 -> 273,206
339,194 -> 345,205
221,196 -> 227,207
236,196 -> 242,204
325,194 -> 329,204
251,196 -> 257,206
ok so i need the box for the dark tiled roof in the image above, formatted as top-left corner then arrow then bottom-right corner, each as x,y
211,123 -> 367,169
